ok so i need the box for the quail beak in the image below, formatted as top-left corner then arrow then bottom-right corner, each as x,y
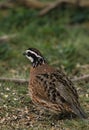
23,52 -> 26,56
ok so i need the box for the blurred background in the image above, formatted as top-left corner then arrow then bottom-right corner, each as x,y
0,0 -> 89,129
0,0 -> 89,78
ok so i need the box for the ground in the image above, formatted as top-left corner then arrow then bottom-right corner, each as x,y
0,1 -> 89,130
0,77 -> 89,130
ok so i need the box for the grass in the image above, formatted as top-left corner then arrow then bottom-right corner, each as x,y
0,2 -> 89,130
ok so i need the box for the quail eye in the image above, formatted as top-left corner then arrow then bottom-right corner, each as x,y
27,52 -> 30,56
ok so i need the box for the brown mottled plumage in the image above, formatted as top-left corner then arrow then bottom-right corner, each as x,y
23,48 -> 87,119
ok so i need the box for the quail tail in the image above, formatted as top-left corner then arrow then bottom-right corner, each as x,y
72,103 -> 87,119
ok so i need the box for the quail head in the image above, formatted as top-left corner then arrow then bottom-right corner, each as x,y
23,48 -> 87,119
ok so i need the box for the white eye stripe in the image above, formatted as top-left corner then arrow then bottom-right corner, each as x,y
26,50 -> 42,58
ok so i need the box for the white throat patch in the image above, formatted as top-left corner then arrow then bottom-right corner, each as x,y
26,55 -> 33,62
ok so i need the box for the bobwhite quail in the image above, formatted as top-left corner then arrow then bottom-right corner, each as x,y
23,48 -> 87,119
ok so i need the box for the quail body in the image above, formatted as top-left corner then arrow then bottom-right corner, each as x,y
23,48 -> 87,119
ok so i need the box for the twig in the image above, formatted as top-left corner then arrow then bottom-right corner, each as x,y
39,0 -> 76,16
0,34 -> 17,42
72,74 -> 89,82
0,74 -> 89,85
0,77 -> 28,84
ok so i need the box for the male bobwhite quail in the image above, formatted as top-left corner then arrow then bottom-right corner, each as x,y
23,48 -> 87,119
